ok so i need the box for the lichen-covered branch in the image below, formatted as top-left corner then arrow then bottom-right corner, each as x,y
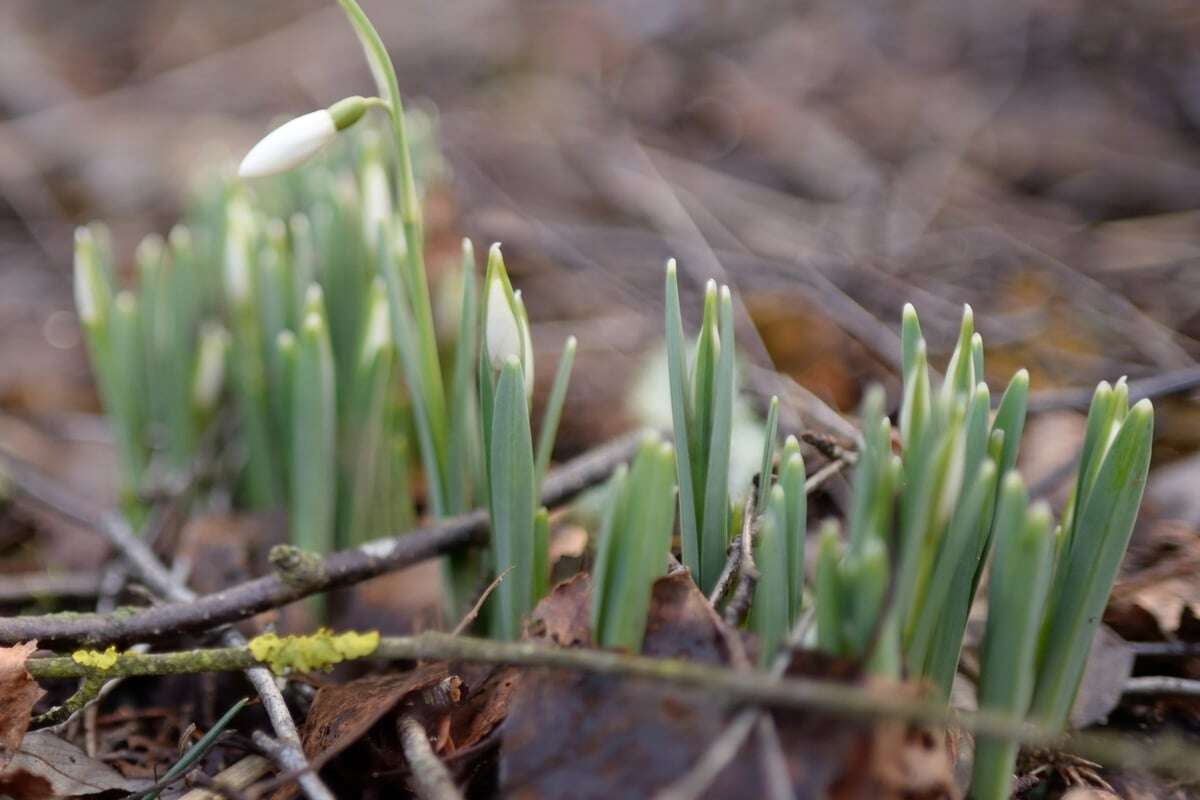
21,630 -> 1200,781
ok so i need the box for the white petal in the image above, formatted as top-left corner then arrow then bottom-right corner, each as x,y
238,110 -> 337,179
485,276 -> 521,370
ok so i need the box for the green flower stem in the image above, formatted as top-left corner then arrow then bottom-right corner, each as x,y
337,0 -> 448,504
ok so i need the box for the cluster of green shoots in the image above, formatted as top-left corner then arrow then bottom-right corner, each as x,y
73,3 -> 1154,794
73,0 -> 575,632
590,278 -> 1152,799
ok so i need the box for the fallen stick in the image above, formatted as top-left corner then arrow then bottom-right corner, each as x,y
23,630 -> 1200,781
0,430 -> 644,646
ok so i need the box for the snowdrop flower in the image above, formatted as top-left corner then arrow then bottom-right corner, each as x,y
238,96 -> 372,179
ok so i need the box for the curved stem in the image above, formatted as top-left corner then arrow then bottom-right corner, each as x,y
337,0 -> 448,511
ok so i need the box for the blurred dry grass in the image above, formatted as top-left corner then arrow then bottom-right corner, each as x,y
2,0 -> 1200,452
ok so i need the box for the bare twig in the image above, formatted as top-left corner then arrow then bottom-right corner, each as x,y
1123,676 -> 1200,697
658,609 -> 814,800
1027,364 -> 1200,413
399,717 -> 464,800
22,630 -> 1200,779
0,449 -> 333,800
754,715 -> 793,800
1128,641 -> 1200,657
0,430 -> 644,646
179,755 -> 272,800
451,567 -> 510,637
708,455 -> 845,610
252,732 -> 334,800
0,571 -> 101,602
722,494 -> 760,628
804,457 -> 847,494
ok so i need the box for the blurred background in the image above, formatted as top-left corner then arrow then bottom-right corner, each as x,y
2,0 -> 1200,597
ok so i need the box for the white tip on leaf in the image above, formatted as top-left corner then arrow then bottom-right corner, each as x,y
361,160 -> 392,249
73,228 -> 104,325
238,110 -> 338,179
362,286 -> 391,361
192,324 -> 230,411
515,291 -> 535,400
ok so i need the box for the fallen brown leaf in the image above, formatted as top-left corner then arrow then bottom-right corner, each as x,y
0,641 -> 45,772
0,730 -> 142,799
501,572 -> 938,799
301,663 -> 451,767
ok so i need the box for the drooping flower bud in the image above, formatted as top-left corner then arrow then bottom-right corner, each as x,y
238,96 -> 370,179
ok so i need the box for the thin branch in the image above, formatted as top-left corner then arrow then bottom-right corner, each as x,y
24,631 -> 1200,781
1027,364 -> 1200,413
0,571 -> 101,602
659,608 -> 814,800
399,717 -> 463,800
451,567 -> 510,637
252,732 -> 334,800
1123,676 -> 1200,697
0,430 -> 644,646
722,493 -> 760,628
0,447 -> 333,800
178,755 -> 272,800
1128,641 -> 1200,657
708,456 -> 845,609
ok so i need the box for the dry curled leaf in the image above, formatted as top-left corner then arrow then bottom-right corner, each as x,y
0,641 -> 45,772
301,663 -> 451,767
0,730 -> 142,799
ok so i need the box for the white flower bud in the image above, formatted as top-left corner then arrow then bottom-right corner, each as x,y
73,227 -> 106,325
192,324 -> 230,412
238,110 -> 338,179
485,264 -> 522,370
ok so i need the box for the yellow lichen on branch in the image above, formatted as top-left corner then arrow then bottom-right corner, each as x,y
248,629 -> 380,674
71,645 -> 119,670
